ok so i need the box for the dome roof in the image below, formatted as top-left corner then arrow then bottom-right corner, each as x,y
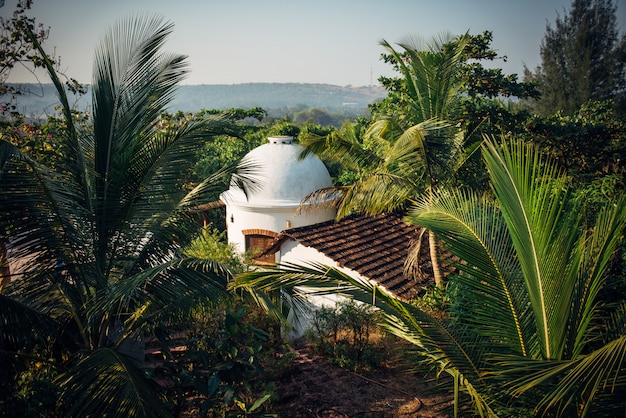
223,136 -> 332,207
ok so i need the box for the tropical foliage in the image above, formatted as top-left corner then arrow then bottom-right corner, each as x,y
0,15 -> 247,417
299,34 -> 472,287
408,137 -> 626,416
1,1 -> 624,416
234,137 -> 626,417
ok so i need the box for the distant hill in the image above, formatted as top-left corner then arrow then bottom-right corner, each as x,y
6,83 -> 387,118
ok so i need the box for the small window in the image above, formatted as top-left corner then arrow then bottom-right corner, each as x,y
245,234 -> 275,264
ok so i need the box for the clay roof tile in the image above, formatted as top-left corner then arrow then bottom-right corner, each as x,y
258,212 -> 434,300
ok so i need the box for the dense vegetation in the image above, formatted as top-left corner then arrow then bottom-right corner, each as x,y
1,0 -> 625,416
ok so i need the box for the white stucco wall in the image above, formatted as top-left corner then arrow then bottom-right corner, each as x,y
279,239 -> 378,338
222,199 -> 335,254
280,239 -> 373,285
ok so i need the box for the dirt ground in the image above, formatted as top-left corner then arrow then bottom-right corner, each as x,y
271,340 -> 450,417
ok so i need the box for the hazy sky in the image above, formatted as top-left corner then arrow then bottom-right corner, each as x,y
3,0 -> 625,86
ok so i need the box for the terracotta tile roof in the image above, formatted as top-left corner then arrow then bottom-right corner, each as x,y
260,212 -> 433,300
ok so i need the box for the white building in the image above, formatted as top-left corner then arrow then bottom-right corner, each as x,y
220,136 -> 336,261
254,212 -> 427,338
220,135 -> 430,299
220,136 -> 432,337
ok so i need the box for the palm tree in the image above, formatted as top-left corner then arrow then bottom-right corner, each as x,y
300,34 -> 470,287
234,136 -> 626,416
409,137 -> 626,416
299,119 -> 442,216
0,15 -> 243,417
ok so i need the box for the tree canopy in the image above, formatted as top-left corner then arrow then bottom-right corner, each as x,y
528,0 -> 626,116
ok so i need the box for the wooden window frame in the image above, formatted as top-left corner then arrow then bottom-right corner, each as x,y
242,229 -> 278,264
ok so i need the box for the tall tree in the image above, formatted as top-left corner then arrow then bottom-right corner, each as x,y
529,0 -> 626,116
301,33 -> 542,290
301,33 -> 470,288
0,15 -> 243,417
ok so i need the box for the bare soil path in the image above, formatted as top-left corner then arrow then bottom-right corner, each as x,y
271,340 -> 449,417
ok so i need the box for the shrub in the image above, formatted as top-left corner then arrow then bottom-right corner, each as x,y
309,300 -> 383,370
147,306 -> 274,416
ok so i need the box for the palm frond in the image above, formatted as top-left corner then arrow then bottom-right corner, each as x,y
233,261 -> 359,295
58,347 -> 170,418
482,136 -> 580,360
495,334 -> 626,417
570,197 -> 626,356
365,118 -> 406,149
1,14 -> 245,417
100,257 -> 231,345
379,308 -> 498,417
408,188 -> 532,357
90,15 -> 189,271
234,261 -> 498,416
0,147 -> 96,310
386,118 -> 456,185
118,115 -> 235,247
0,140 -> 24,176
0,293 -> 61,352
335,172 -> 414,218
179,159 -> 243,212
299,125 -> 381,172
237,285 -> 291,327
407,136 -> 626,415
380,33 -> 466,123
23,24 -> 93,215
297,186 -> 344,215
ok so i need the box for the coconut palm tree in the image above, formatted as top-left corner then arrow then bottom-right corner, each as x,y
0,15 -> 244,417
234,136 -> 626,417
300,34 -> 470,287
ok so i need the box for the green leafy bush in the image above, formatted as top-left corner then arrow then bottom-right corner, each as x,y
183,227 -> 247,272
148,306 -> 274,416
0,356 -> 59,418
309,300 -> 383,370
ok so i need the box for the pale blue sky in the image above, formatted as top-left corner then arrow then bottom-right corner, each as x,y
3,0 -> 625,86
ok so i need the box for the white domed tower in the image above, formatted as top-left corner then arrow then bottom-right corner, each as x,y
220,136 -> 336,261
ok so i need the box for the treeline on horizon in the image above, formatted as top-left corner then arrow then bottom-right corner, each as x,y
6,82 -> 387,124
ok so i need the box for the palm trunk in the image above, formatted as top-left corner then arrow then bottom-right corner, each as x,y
429,228 -> 443,289
0,236 -> 9,289
427,183 -> 444,289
